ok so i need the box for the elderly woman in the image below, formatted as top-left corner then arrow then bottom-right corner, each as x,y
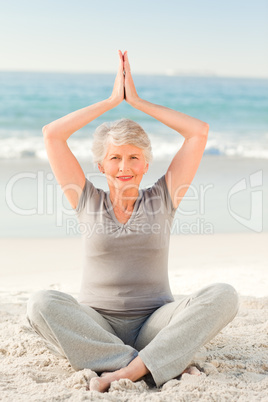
27,51 -> 239,392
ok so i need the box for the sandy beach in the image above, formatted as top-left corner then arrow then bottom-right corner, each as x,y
1,233 -> 267,401
1,3 -> 268,400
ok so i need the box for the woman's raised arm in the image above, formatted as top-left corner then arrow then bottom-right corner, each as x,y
43,50 -> 125,210
123,51 -> 209,209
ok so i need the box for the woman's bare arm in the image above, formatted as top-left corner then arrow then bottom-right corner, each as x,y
43,50 -> 125,209
123,51 -> 209,209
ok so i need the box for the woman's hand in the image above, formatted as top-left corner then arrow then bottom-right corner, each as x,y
123,51 -> 140,106
109,50 -> 125,106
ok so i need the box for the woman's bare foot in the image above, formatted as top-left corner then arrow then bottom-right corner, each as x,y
88,361 -> 201,392
89,356 -> 149,393
182,365 -> 201,376
89,374 -> 113,392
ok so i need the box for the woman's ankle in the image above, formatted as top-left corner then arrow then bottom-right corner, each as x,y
121,356 -> 149,382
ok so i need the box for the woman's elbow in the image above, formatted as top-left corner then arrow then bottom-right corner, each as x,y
42,125 -> 47,136
202,122 -> 209,137
42,124 -> 54,139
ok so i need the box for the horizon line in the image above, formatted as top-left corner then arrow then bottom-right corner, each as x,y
0,69 -> 268,80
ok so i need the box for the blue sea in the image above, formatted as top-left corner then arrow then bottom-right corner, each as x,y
1,72 -> 268,160
1,72 -> 267,237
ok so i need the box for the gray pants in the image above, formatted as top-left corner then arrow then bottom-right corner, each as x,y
26,283 -> 239,387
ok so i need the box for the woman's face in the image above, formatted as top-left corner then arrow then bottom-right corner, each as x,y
99,143 -> 149,193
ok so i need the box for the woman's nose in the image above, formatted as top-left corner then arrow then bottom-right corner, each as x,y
119,158 -> 130,171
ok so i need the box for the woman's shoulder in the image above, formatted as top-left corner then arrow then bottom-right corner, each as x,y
143,175 -> 166,196
142,174 -> 176,214
75,178 -> 106,215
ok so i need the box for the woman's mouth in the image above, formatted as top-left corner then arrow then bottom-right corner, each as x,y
116,176 -> 133,181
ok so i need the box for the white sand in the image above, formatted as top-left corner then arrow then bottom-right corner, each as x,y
0,233 -> 268,401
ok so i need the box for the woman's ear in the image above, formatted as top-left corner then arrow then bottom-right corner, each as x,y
144,163 -> 149,174
98,163 -> 105,174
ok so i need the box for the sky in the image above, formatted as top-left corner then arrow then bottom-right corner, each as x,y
0,0 -> 267,78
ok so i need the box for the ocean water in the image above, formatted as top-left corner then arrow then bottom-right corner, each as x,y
0,72 -> 268,160
1,72 -> 267,237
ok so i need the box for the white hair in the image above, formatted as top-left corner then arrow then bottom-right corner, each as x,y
91,118 -> 153,165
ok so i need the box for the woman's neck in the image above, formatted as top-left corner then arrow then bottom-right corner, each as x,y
109,187 -> 139,213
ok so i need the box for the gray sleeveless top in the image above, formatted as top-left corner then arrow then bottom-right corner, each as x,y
75,175 -> 176,316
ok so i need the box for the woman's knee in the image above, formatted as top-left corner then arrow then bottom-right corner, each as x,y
27,289 -> 63,324
209,283 -> 239,318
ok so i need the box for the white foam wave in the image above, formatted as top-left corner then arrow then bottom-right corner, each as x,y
0,135 -> 267,161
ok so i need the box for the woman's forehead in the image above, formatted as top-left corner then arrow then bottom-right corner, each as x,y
106,143 -> 143,155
